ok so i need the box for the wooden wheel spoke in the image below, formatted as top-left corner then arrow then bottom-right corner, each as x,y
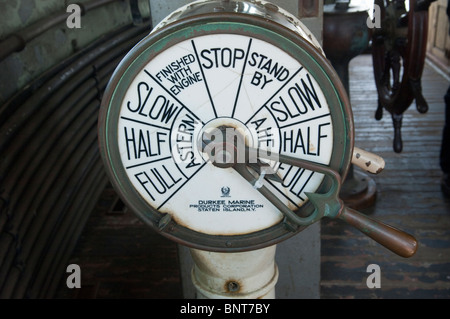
371,0 -> 432,152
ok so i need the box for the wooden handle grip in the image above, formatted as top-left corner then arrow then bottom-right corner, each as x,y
338,207 -> 418,258
352,147 -> 385,174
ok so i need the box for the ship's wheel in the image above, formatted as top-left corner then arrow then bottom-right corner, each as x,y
371,0 -> 435,152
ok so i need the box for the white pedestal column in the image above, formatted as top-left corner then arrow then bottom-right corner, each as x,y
190,245 -> 278,299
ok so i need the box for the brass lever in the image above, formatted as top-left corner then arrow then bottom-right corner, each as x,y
338,207 -> 418,258
238,147 -> 418,258
200,128 -> 418,258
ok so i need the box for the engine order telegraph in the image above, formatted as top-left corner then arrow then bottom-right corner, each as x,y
98,0 -> 417,257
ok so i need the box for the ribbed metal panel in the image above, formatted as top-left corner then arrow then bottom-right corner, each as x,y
0,17 -> 151,298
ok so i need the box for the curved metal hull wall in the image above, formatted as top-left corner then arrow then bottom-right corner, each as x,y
0,1 -> 151,298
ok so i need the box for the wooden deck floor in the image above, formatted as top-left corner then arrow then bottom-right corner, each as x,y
320,54 -> 450,298
56,54 -> 450,299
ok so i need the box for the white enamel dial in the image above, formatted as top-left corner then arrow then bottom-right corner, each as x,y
116,34 -> 334,235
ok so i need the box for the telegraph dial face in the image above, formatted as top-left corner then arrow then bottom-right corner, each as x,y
99,16 -> 353,252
